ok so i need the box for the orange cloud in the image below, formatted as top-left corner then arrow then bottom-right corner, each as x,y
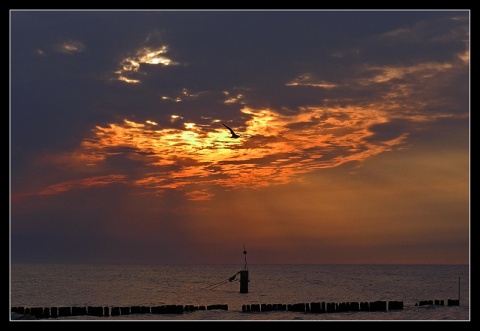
32,104 -> 410,201
18,48 -> 467,202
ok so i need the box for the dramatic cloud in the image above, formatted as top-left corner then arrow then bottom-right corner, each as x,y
10,10 -> 469,265
115,45 -> 180,83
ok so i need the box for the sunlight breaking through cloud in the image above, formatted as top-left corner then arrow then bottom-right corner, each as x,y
17,42 -> 468,201
115,45 -> 179,84
52,104 -> 410,200
223,91 -> 245,104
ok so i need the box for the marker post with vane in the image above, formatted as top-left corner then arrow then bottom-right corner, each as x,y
239,245 -> 249,293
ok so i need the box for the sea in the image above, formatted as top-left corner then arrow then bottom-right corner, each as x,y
10,264 -> 470,322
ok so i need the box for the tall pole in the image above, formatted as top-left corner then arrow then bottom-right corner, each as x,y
240,245 -> 249,293
243,244 -> 248,271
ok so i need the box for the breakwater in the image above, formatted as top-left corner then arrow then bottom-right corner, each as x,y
10,298 -> 460,319
10,304 -> 227,319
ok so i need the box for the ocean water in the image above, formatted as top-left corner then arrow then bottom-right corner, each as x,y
10,264 -> 470,321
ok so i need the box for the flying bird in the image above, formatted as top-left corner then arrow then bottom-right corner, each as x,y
221,122 -> 240,138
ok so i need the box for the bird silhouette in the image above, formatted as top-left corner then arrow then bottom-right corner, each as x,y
221,122 -> 240,138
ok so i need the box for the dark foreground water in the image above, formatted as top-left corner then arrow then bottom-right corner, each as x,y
10,264 -> 470,321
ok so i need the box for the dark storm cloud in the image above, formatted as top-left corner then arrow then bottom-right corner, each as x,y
11,11 -> 174,151
11,10 -> 468,141
329,11 -> 469,66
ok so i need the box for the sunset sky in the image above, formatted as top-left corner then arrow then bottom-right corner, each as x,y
10,10 -> 470,265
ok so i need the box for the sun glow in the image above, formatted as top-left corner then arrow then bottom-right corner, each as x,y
52,103 -> 415,200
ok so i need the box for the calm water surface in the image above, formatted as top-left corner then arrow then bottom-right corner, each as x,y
10,264 -> 470,321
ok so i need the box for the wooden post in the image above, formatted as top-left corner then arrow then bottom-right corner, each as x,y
239,270 -> 249,293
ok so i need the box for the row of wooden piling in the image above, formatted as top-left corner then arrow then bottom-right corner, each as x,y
11,304 -> 228,319
11,298 -> 460,319
416,299 -> 459,306
241,298 -> 458,313
242,300 -> 403,313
